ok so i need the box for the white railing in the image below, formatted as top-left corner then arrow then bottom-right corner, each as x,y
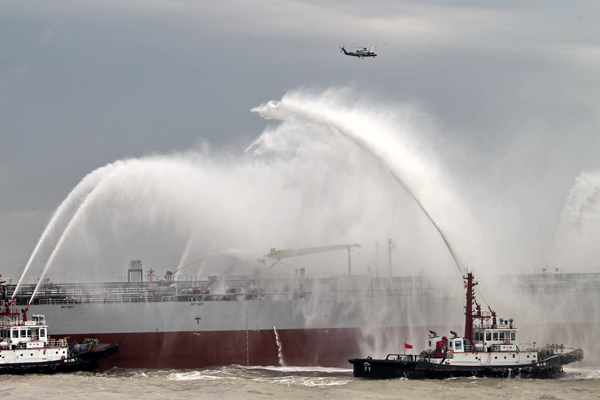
46,338 -> 68,347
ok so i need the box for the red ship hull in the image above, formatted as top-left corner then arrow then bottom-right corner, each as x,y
68,327 -> 391,369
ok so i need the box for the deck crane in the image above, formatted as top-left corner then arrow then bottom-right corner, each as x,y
264,244 -> 361,275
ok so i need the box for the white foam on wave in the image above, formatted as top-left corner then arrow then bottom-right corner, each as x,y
239,364 -> 352,387
241,364 -> 352,374
165,365 -> 352,386
166,371 -> 228,381
256,376 -> 350,387
560,367 -> 600,380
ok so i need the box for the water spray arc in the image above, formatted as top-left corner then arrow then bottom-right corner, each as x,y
13,162 -> 125,300
551,171 -> 600,269
252,99 -> 466,276
171,250 -> 255,277
23,162 -> 133,307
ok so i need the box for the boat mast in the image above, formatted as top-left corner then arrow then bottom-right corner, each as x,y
464,272 -> 477,344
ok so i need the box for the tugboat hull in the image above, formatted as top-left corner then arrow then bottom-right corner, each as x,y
349,353 -> 581,379
0,341 -> 119,375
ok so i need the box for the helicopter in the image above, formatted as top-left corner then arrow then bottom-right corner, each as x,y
339,45 -> 377,59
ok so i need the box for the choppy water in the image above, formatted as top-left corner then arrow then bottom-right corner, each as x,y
1,366 -> 599,400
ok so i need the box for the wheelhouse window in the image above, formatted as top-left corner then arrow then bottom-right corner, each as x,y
39,328 -> 46,338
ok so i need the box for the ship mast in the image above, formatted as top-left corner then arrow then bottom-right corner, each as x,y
463,272 -> 477,344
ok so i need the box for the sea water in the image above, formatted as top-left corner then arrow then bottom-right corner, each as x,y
1,366 -> 598,400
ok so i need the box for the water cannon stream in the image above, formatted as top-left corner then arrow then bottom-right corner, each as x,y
252,99 -> 466,276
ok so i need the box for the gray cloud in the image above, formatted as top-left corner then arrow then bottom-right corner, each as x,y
2,0 -> 600,279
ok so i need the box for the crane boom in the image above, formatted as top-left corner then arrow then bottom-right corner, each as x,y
265,244 -> 361,259
265,244 -> 361,275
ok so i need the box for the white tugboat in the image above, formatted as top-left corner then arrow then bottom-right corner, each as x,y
0,297 -> 118,374
349,272 -> 584,379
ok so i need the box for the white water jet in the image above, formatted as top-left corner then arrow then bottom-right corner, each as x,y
251,89 -> 477,275
552,171 -> 600,270
558,171 -> 600,231
28,160 -> 143,301
13,160 -> 128,298
272,326 -> 285,366
173,249 -> 262,278
27,88 -> 481,287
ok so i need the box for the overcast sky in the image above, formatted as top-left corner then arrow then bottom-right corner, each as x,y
2,1 -> 600,281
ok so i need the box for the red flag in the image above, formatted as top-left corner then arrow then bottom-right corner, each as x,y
404,343 -> 413,349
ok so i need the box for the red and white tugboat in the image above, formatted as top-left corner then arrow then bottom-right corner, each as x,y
0,299 -> 118,374
349,272 -> 584,379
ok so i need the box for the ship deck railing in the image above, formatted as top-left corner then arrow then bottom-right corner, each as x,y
46,338 -> 67,348
2,338 -> 68,349
27,289 -> 452,305
6,275 -> 455,302
8,270 -> 600,302
37,296 -> 157,305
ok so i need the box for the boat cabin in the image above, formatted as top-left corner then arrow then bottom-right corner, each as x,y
472,317 -> 518,352
0,314 -> 49,349
427,322 -> 518,356
448,336 -> 472,353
